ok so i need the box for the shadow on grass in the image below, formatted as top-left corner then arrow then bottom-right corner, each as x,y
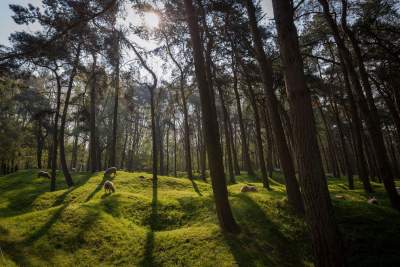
139,176 -> 158,267
1,204 -> 68,266
52,172 -> 93,207
25,204 -> 68,244
0,171 -> 92,217
190,179 -> 203,196
224,194 -> 307,267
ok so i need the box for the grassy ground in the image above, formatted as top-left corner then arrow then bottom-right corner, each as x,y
0,170 -> 399,266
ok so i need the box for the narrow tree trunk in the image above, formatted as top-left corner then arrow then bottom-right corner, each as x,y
70,119 -> 79,170
110,32 -> 120,168
263,108 -> 274,179
150,89 -> 158,181
231,56 -> 253,176
216,82 -> 235,184
318,104 -> 340,178
331,99 -> 354,189
50,73 -> 62,191
227,107 -> 240,175
59,45 -> 81,187
36,120 -> 44,169
89,54 -> 98,173
166,124 -> 169,175
337,51 -> 372,192
120,129 -> 128,169
246,82 -> 270,189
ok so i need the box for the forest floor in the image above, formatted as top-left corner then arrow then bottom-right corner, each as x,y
0,170 -> 399,266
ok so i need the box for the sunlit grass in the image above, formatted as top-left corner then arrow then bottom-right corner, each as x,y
0,170 -> 399,266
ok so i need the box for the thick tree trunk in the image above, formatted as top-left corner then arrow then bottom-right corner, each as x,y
245,0 -> 304,215
271,0 -> 346,266
184,0 -> 239,233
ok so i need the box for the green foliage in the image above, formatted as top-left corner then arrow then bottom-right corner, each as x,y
0,171 -> 399,266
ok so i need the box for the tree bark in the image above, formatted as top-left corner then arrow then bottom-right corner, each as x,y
50,71 -> 62,191
271,0 -> 346,265
216,81 -> 236,184
110,32 -> 120,168
89,53 -> 99,173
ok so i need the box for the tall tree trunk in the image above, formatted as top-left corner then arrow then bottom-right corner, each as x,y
50,72 -> 62,191
166,124 -> 169,175
227,109 -> 241,175
150,89 -> 158,181
70,119 -> 79,170
164,37 -> 193,179
36,120 -> 44,169
110,32 -> 120,168
158,116 -> 164,175
231,54 -> 254,176
173,114 -> 177,177
245,0 -> 304,215
59,45 -> 81,187
184,0 -> 239,233
47,143 -> 52,170
246,82 -> 270,189
271,0 -> 346,266
337,51 -> 372,192
120,128 -> 128,169
89,54 -> 98,173
216,81 -> 236,184
262,107 -> 274,179
197,107 -> 207,181
318,104 -> 340,178
331,98 -> 354,189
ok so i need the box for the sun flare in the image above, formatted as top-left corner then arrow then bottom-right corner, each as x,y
143,12 -> 160,30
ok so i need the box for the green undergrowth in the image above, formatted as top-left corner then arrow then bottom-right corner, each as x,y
0,170 -> 399,266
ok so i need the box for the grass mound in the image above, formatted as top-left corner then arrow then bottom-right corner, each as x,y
0,170 -> 399,266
